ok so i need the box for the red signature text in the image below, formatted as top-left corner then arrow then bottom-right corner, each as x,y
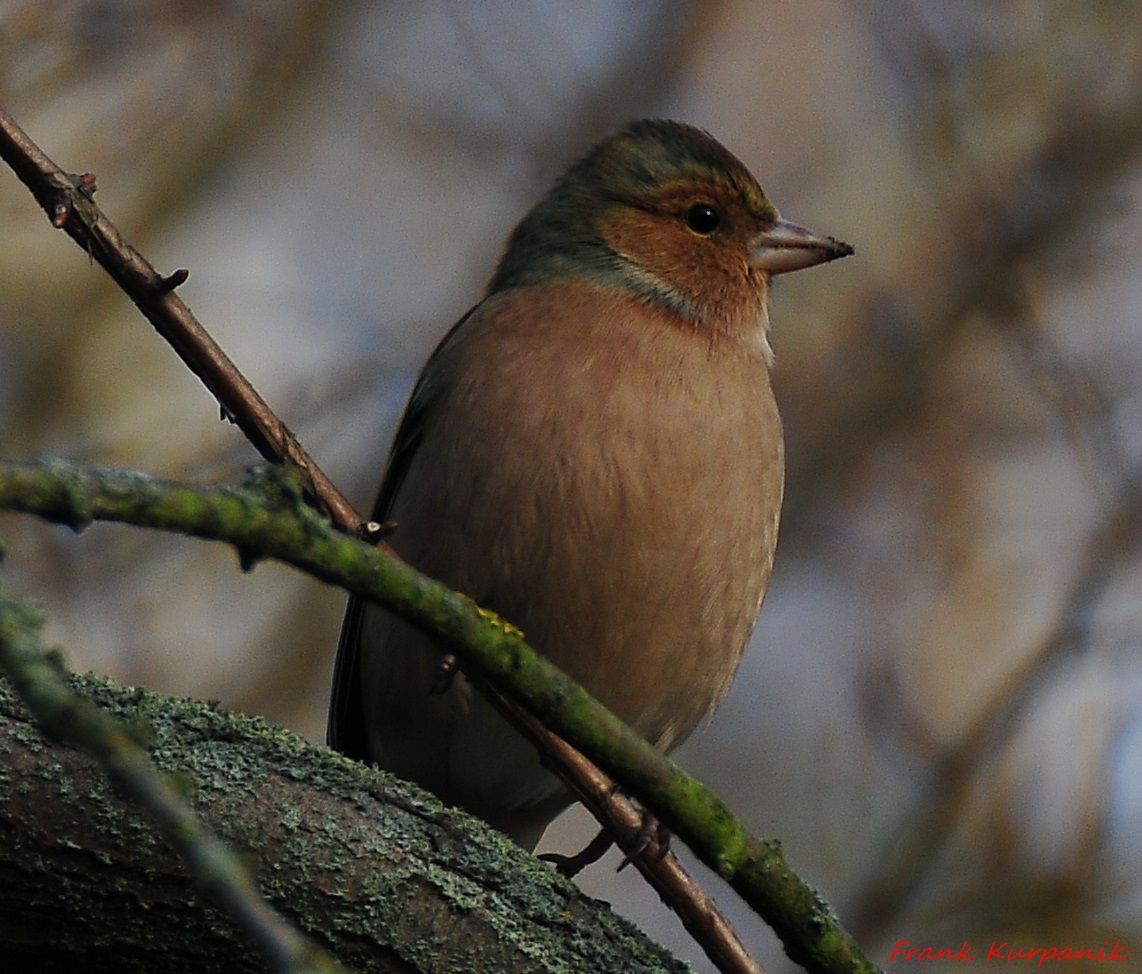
888,940 -> 1132,966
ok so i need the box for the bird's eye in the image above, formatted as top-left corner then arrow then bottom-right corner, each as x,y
686,203 -> 721,235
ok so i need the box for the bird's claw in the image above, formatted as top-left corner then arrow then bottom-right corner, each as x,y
429,653 -> 460,694
617,812 -> 671,872
359,519 -> 397,543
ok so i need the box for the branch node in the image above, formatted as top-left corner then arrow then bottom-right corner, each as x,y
51,173 -> 97,227
67,171 -> 97,194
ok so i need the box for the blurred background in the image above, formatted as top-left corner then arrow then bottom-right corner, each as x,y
2,2 -> 1141,970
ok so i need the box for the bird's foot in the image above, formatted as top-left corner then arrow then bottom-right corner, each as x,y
538,811 -> 671,878
538,828 -> 615,878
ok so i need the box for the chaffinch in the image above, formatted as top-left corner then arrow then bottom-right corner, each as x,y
328,119 -> 852,850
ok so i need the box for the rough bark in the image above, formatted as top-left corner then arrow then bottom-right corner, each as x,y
0,673 -> 691,974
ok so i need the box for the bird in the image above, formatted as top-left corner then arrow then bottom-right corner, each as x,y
327,119 -> 852,851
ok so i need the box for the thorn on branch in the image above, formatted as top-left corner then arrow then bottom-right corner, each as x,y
155,268 -> 190,293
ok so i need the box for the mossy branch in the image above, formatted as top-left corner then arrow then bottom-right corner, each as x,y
0,457 -> 881,974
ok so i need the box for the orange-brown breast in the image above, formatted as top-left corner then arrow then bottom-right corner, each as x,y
385,278 -> 783,750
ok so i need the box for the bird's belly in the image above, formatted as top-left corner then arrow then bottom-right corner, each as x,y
368,312 -> 783,836
506,441 -> 780,750
423,361 -> 783,751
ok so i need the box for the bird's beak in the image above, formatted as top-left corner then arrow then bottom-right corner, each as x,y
750,219 -> 854,275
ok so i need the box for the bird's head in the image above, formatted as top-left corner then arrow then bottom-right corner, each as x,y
489,119 -> 852,347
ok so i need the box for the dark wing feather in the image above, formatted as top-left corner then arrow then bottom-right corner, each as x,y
325,306 -> 477,757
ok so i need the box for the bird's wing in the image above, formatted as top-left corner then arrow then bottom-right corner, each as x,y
325,305 -> 478,758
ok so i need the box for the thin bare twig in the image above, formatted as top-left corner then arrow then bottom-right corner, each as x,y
0,108 -> 361,535
503,698 -> 767,974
